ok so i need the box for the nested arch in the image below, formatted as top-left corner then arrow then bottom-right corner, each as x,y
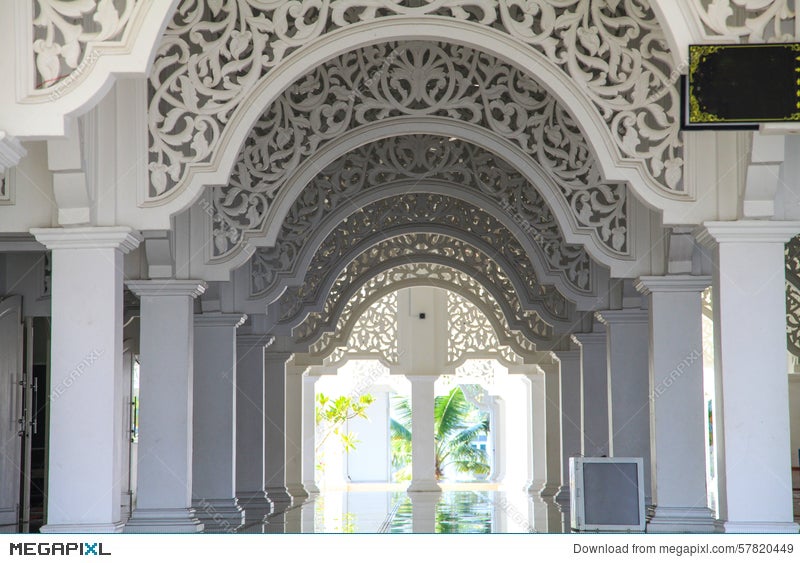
149,6 -> 685,249
264,233 -> 581,345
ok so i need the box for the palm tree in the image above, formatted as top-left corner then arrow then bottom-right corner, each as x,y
390,385 -> 490,481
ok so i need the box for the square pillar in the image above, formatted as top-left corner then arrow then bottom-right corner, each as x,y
32,227 -> 141,533
552,349 -> 582,511
192,313 -> 247,531
285,364 -> 308,501
124,280 -> 206,533
302,375 -> 320,494
595,307 -> 652,505
697,221 -> 800,533
538,361 -> 565,532
636,275 -> 716,532
407,376 -> 442,492
522,368 -> 546,494
235,335 -> 272,521
572,328 -> 609,457
264,351 -> 293,509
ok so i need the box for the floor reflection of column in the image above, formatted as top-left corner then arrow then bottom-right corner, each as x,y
284,504 -> 302,533
300,500 -> 317,533
409,491 -> 441,533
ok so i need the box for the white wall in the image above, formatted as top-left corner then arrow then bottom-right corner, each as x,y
346,391 -> 391,482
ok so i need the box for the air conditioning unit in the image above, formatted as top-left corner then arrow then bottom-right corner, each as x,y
570,457 -> 646,532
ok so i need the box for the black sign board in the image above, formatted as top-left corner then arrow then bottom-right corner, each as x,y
683,43 -> 800,129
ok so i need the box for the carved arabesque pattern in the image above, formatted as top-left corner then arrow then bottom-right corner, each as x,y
253,194 -> 577,318
298,262 -> 543,362
149,1 -> 680,207
207,41 -> 631,259
222,135 -> 594,292
282,234 -> 562,346
694,0 -> 796,43
786,234 -> 800,357
32,0 -> 137,89
313,292 -> 399,366
448,291 -> 518,365
0,175 -> 8,203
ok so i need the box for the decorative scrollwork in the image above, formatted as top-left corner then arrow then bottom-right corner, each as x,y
281,233 -> 565,347
312,292 -> 399,366
448,291 -> 518,365
297,262 -> 546,361
0,174 -> 8,204
32,0 -> 138,90
786,234 -> 800,357
253,193 -> 578,318
150,2 -> 680,208
218,134 -> 595,294
205,41 -> 631,259
693,0 -> 795,43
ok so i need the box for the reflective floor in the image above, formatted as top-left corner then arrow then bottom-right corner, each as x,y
240,487 -> 564,533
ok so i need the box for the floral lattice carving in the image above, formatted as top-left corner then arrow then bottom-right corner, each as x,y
694,0 -> 796,43
298,263 -> 546,361
283,235 -> 565,347
253,193 -> 581,320
448,291 -> 517,365
217,135 -> 596,292
786,234 -> 800,357
202,41 -> 632,259
32,0 -> 138,90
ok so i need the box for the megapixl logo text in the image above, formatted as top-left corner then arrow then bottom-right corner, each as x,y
9,542 -> 111,556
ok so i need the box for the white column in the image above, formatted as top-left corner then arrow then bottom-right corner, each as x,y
572,328 -> 610,457
302,375 -> 320,494
697,221 -> 800,533
523,369 -> 547,494
264,351 -> 293,508
191,313 -> 247,531
407,376 -> 441,492
595,307 -> 652,505
538,362 -> 562,501
553,349 -> 582,510
285,364 -> 308,501
409,491 -> 441,533
636,275 -> 716,532
235,335 -> 272,520
32,227 -> 140,533
124,280 -> 206,533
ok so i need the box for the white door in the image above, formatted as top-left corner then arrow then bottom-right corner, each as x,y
0,295 -> 23,528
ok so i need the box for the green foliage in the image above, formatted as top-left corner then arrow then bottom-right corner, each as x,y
315,392 -> 375,454
390,385 -> 490,481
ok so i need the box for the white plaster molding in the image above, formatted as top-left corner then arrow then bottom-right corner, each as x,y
696,220 -> 800,248
194,312 -> 247,329
2,0 -> 179,138
126,279 -> 206,298
0,132 -> 27,170
594,308 -> 649,326
30,225 -> 141,251
635,275 -> 712,295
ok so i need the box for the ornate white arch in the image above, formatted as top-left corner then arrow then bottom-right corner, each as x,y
289,264 -> 554,370
146,2 -> 687,223
244,192 -> 607,311
265,233 -> 582,344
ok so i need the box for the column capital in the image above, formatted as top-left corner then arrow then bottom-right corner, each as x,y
195,312 -> 247,328
264,350 -> 292,363
634,275 -> 711,295
552,349 -> 581,362
571,329 -> 606,347
236,333 -> 273,349
695,220 -> 800,248
595,308 -> 648,326
405,375 -> 439,383
31,226 -> 142,253
126,279 -> 207,298
513,364 -> 545,378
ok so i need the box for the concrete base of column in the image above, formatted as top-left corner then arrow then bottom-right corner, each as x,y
646,506 -> 717,533
407,479 -> 442,493
192,498 -> 244,532
286,483 -> 310,502
303,481 -> 320,495
265,487 -> 293,513
237,491 -> 273,521
538,484 -> 559,499
41,521 -> 125,534
722,521 -> 800,534
554,486 -> 570,508
124,508 -> 203,533
525,480 -> 546,495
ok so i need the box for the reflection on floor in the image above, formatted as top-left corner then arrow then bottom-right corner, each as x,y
240,486 -> 566,534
